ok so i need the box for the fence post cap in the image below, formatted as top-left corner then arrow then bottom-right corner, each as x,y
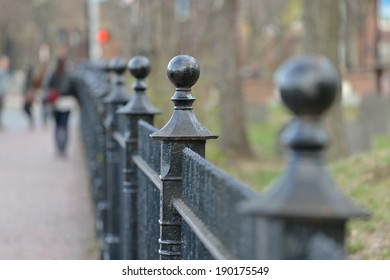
128,56 -> 151,79
150,55 -> 217,140
103,57 -> 130,104
242,55 -> 369,220
93,60 -> 111,98
275,55 -> 339,116
167,55 -> 200,89
117,56 -> 161,115
109,57 -> 127,75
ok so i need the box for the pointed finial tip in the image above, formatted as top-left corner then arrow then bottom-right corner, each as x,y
275,55 -> 339,116
167,55 -> 200,89
128,56 -> 151,79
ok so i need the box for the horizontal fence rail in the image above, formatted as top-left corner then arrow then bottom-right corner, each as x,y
74,54 -> 369,260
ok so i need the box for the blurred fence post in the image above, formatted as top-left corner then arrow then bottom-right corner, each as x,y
150,55 -> 218,260
92,61 -> 111,258
116,56 -> 161,259
102,57 -> 130,259
242,55 -> 369,259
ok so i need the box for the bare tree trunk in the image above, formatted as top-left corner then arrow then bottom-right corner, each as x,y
303,0 -> 349,161
216,0 -> 252,158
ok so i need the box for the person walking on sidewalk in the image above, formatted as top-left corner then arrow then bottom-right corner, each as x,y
43,57 -> 77,156
22,64 -> 35,128
0,55 -> 10,129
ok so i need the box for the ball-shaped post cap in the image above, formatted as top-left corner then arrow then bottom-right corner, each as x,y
275,55 -> 339,116
109,57 -> 127,75
128,56 -> 151,79
167,55 -> 200,89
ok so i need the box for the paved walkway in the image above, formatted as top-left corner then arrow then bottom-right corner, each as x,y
0,93 -> 98,259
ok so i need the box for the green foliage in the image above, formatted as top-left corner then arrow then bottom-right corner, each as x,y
206,104 -> 288,190
278,0 -> 302,26
343,105 -> 358,122
372,133 -> 390,152
330,142 -> 390,259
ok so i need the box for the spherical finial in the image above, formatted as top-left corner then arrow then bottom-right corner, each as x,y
167,55 -> 200,89
275,55 -> 339,116
109,57 -> 127,75
128,56 -> 151,79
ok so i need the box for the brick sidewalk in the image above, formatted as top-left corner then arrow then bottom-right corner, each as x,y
0,94 -> 98,259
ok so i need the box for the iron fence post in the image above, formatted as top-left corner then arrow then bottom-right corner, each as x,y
102,57 -> 130,259
242,55 -> 369,259
116,56 -> 161,259
150,55 -> 218,260
92,60 -> 111,258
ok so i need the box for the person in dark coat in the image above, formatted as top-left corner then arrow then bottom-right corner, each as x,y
43,57 -> 77,156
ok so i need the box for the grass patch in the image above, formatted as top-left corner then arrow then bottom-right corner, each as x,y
343,105 -> 358,122
331,148 -> 390,259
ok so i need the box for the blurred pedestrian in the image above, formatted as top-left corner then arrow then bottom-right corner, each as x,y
43,57 -> 77,156
0,55 -> 10,129
23,64 -> 35,128
23,58 -> 49,129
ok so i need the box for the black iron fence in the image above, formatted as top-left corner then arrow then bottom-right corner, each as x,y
75,54 -> 369,260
